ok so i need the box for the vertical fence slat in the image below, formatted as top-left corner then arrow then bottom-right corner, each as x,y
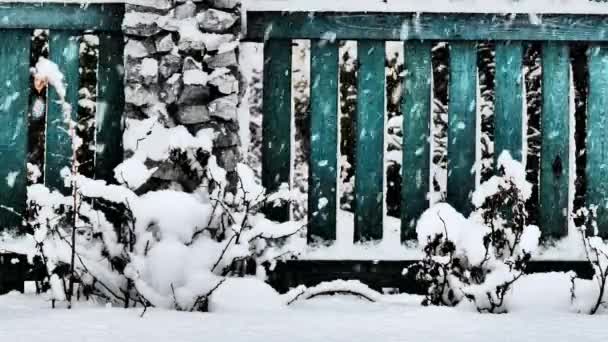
0,29 -> 31,228
587,44 -> 608,236
354,40 -> 385,242
96,33 -> 124,183
45,31 -> 80,194
401,40 -> 431,240
262,39 -> 292,222
495,41 -> 524,162
540,42 -> 570,237
308,40 -> 338,242
447,41 -> 477,214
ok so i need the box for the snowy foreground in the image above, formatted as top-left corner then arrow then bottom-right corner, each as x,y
1,274 -> 607,342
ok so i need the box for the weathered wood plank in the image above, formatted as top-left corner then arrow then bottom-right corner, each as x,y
494,41 -> 524,162
0,29 -> 31,229
45,31 -> 80,194
540,42 -> 570,237
586,44 -> 608,236
447,41 -> 477,215
0,4 -> 123,32
262,39 -> 292,222
267,259 -> 594,295
247,12 -> 608,42
308,40 -> 338,242
354,40 -> 385,242
96,33 -> 125,183
401,40 -> 431,240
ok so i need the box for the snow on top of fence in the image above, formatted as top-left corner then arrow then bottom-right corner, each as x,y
3,0 -> 608,14
244,0 -> 608,14
4,0 -> 608,14
0,0 -> 124,3
0,0 -> 176,4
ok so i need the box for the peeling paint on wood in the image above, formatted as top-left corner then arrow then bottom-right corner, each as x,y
540,42 -> 570,238
354,40 -> 385,242
401,40 -> 431,240
308,39 -> 338,242
262,39 -> 292,222
447,41 -> 477,215
0,29 -> 31,228
586,44 -> 608,236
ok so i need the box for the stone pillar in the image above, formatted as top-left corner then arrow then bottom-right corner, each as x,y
122,0 -> 242,190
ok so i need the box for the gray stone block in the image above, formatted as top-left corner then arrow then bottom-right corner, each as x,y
176,105 -> 211,124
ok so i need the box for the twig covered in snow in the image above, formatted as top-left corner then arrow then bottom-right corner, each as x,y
19,134 -> 304,312
570,207 -> 608,315
285,280 -> 382,305
30,58 -> 86,308
410,152 -> 540,313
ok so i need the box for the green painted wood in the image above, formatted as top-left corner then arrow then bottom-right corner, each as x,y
262,39 -> 292,222
401,40 -> 431,240
0,4 -> 123,32
0,29 -> 31,229
247,12 -> 608,42
586,44 -> 608,236
447,41 -> 477,215
45,31 -> 80,194
96,33 -> 125,183
354,40 -> 385,242
308,40 -> 338,242
494,41 -> 524,162
540,42 -> 570,237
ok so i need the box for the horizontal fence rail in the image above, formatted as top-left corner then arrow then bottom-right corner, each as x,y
249,11 -> 608,244
0,3 -> 124,31
246,12 -> 608,42
0,3 -> 124,228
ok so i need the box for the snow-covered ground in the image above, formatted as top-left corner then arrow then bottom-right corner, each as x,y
1,273 -> 607,342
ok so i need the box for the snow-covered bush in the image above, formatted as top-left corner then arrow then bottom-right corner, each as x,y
13,58 -> 306,312
471,151 -> 536,261
570,207 -> 608,314
410,151 -> 540,313
25,127 -> 305,310
27,164 -> 304,311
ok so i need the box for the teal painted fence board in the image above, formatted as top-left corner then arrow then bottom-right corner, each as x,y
354,40 -> 385,242
0,4 -> 123,32
540,42 -> 570,237
247,12 -> 608,42
494,41 -> 524,163
45,31 -> 81,194
0,29 -> 31,228
262,39 -> 292,222
96,33 -> 125,183
587,45 -> 608,236
401,40 -> 431,240
447,42 -> 477,215
308,40 -> 338,242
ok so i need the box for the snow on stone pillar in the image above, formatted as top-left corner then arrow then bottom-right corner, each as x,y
122,0 -> 242,190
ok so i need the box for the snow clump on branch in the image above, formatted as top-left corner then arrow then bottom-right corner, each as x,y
411,151 -> 541,313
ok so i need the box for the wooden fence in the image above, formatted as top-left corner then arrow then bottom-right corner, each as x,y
2,7 -> 608,245
246,12 -> 608,243
0,3 -> 124,228
0,6 -> 605,292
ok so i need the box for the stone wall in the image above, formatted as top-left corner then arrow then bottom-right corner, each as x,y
122,0 -> 242,190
